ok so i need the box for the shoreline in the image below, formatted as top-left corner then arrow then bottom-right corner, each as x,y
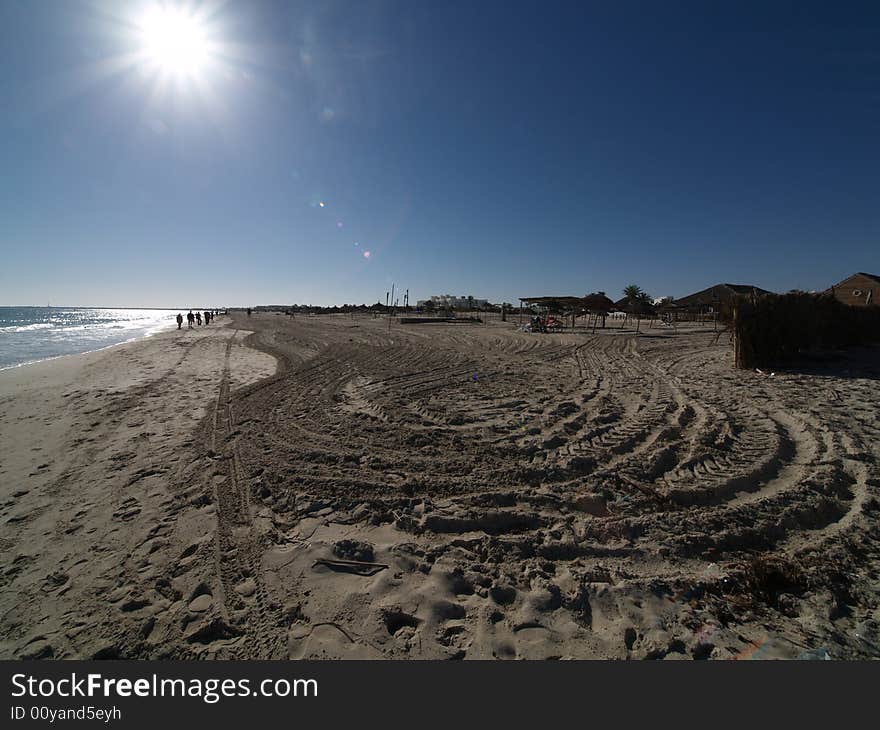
0,321 -> 180,373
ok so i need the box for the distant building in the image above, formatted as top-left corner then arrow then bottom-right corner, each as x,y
675,283 -> 772,311
826,272 -> 880,307
416,294 -> 489,310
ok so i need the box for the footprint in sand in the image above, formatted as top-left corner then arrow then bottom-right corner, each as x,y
188,594 -> 213,612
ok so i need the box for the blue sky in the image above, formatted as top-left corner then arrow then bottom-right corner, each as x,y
1,0 -> 878,307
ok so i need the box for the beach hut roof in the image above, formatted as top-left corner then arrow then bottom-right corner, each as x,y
826,272 -> 880,290
521,294 -> 616,313
675,283 -> 772,308
519,296 -> 584,312
581,292 -> 615,311
823,272 -> 880,306
520,296 -> 583,305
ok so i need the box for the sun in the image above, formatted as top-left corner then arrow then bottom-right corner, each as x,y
136,4 -> 212,77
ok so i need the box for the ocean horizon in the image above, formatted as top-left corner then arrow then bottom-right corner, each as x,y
0,306 -> 183,370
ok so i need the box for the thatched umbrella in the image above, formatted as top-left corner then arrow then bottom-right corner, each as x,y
617,291 -> 656,332
582,292 -> 615,331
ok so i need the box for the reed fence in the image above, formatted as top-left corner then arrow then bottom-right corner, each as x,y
730,292 -> 880,369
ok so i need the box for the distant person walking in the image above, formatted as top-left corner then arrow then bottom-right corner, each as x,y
187,310 -> 194,328
204,310 -> 210,325
196,312 -> 202,326
176,313 -> 183,330
247,307 -> 252,317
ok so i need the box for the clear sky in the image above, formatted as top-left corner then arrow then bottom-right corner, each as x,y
1,0 -> 878,307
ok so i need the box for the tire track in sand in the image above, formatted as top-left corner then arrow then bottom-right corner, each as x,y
208,330 -> 284,659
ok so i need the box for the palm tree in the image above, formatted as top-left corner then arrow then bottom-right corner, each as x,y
621,285 -> 653,332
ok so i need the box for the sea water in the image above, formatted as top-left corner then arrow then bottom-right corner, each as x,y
0,307 -> 179,370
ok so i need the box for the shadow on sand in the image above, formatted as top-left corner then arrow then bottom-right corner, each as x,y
767,345 -> 880,380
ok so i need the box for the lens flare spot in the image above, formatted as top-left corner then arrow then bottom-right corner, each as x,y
363,250 -> 371,258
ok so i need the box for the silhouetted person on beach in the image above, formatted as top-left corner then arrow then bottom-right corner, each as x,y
204,311 -> 210,325
247,307 -> 252,317
187,311 -> 194,328
176,313 -> 183,330
196,312 -> 202,325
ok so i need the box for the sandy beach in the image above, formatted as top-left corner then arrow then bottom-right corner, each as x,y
1,313 -> 878,659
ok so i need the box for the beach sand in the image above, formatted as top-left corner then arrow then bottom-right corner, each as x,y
1,313 -> 878,659
0,319 -> 275,659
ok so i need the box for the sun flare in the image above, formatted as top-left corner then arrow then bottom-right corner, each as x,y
137,5 -> 211,77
